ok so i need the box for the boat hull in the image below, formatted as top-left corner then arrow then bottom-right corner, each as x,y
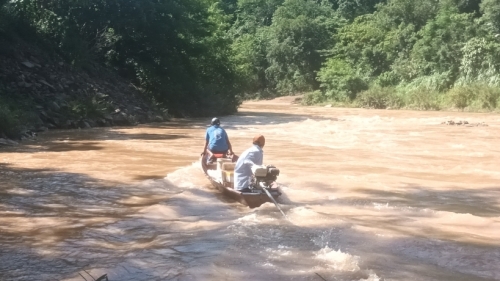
200,156 -> 281,208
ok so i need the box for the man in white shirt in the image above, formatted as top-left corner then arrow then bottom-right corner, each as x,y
234,135 -> 265,192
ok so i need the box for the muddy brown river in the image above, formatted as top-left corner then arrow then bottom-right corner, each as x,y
1,98 -> 500,281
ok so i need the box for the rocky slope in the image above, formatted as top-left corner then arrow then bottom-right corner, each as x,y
0,38 -> 167,145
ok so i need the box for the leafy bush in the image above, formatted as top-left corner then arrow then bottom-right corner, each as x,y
0,104 -> 21,138
0,93 -> 38,139
317,58 -> 368,100
301,90 -> 327,105
375,71 -> 401,87
446,85 -> 474,110
457,37 -> 500,86
481,0 -> 500,33
67,96 -> 111,119
454,84 -> 500,110
476,85 -> 500,110
406,86 -> 443,110
402,72 -> 453,93
356,87 -> 403,109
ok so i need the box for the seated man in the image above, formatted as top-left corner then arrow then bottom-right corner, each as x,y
233,135 -> 265,192
202,117 -> 233,163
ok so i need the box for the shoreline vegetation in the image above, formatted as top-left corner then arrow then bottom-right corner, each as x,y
301,83 -> 500,112
2,0 -> 500,143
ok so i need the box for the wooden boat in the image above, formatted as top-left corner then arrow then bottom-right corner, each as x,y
200,154 -> 281,208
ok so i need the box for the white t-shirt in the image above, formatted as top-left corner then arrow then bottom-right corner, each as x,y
234,145 -> 263,190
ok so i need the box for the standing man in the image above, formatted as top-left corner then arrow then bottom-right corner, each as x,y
202,117 -> 234,163
234,135 -> 265,192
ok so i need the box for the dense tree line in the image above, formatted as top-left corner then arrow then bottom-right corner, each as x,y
2,0 -> 500,115
227,0 -> 500,110
1,0 -> 239,116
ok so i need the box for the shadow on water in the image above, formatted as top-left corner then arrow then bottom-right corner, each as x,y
109,132 -> 189,141
0,162 -> 499,280
0,130 -> 191,154
41,130 -> 191,142
0,162 -> 230,280
45,142 -> 105,152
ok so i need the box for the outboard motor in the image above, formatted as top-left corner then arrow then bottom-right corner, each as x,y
250,165 -> 280,190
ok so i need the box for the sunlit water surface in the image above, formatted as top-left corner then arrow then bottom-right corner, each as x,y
1,97 -> 500,281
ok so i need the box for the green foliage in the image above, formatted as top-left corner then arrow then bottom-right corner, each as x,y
301,90 -> 327,105
317,58 -> 368,100
409,9 -> 478,80
6,0 -> 240,117
231,29 -> 272,95
401,72 -> 454,93
0,0 -> 9,35
306,0 -> 500,112
448,84 -> 500,110
375,0 -> 440,29
0,90 -> 38,138
356,86 -> 403,109
332,14 -> 417,82
457,37 -> 500,85
481,0 -> 500,33
333,15 -> 388,76
405,87 -> 443,110
265,0 -> 341,94
454,0 -> 481,14
474,84 -> 500,109
447,85 -> 475,110
66,96 -> 111,119
0,104 -> 22,138
334,0 -> 383,20
229,0 -> 287,98
234,0 -> 284,31
396,74 -> 449,110
4,0 -> 500,114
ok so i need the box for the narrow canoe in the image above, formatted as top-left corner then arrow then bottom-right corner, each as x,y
200,155 -> 281,208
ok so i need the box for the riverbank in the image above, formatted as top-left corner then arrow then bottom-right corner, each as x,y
301,85 -> 500,113
0,36 -> 167,144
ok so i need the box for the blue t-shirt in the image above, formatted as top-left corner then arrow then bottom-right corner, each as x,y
205,125 -> 229,152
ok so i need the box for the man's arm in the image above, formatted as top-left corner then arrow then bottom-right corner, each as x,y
202,139 -> 209,155
202,128 -> 211,155
226,135 -> 233,154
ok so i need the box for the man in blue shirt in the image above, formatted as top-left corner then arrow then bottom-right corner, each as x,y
234,135 -> 265,192
202,118 -> 233,162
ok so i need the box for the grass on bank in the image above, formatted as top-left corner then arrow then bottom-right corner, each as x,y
302,84 -> 500,112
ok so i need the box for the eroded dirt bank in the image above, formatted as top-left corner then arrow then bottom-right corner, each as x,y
1,98 -> 499,281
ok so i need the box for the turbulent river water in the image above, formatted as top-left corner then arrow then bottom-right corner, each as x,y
1,97 -> 500,281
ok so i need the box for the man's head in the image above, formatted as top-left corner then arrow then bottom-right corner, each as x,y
252,135 -> 265,148
211,117 -> 220,126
